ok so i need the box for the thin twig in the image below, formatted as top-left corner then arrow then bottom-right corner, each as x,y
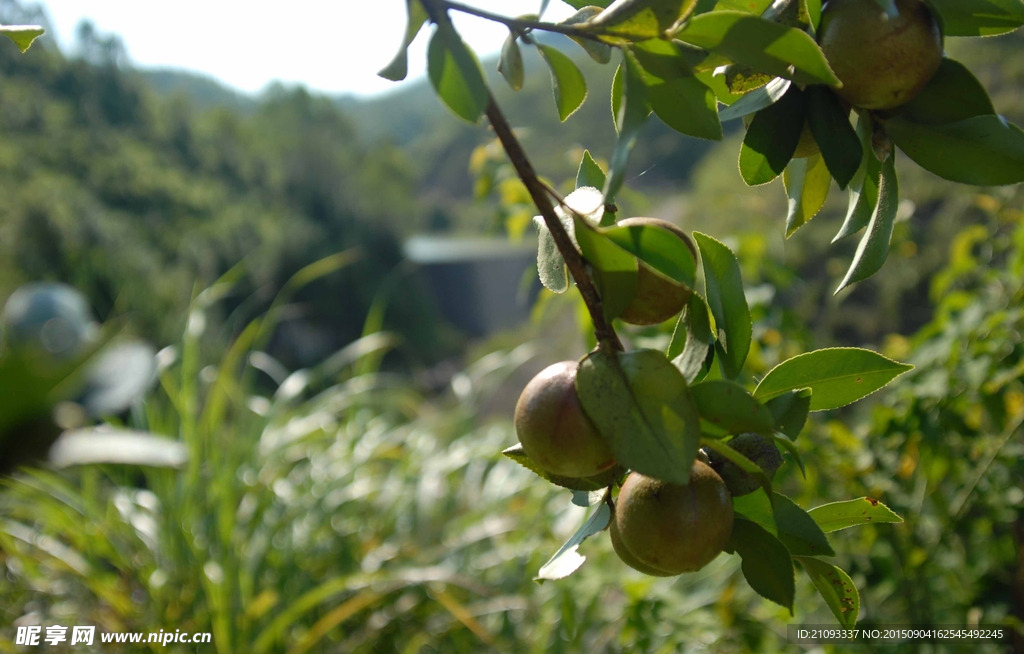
441,0 -> 602,42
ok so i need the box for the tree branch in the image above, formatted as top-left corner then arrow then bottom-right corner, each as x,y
441,0 -> 602,42
420,0 -> 622,351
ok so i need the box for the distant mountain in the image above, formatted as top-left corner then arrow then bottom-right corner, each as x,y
141,68 -> 257,113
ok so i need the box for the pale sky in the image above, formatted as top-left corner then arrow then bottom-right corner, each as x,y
36,1 -> 575,97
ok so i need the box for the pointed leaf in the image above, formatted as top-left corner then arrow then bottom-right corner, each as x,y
498,32 -> 525,91
577,349 -> 701,486
694,233 -> 751,379
628,39 -> 722,140
0,25 -> 45,53
503,444 -> 623,491
739,84 -> 806,185
691,380 -> 775,435
927,0 -> 1024,36
536,501 -> 612,581
797,557 -> 860,628
427,25 -> 489,123
603,221 -> 697,287
892,58 -> 995,125
718,77 -> 791,122
563,6 -> 615,63
536,223 -> 569,293
836,149 -> 898,292
670,293 -> 715,383
576,150 -> 607,190
884,114 -> 1024,186
585,0 -> 700,42
833,114 -> 880,242
725,517 -> 795,612
537,44 -> 588,121
806,85 -> 861,189
605,61 -> 651,202
732,490 -> 835,556
677,11 -> 839,86
807,497 -> 903,533
378,2 -> 428,81
765,388 -> 811,439
754,347 -> 912,411
783,153 -> 831,237
574,219 -> 639,321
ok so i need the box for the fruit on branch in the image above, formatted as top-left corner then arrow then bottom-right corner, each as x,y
514,360 -> 617,478
611,461 -> 734,575
705,432 -> 784,497
817,0 -> 943,110
616,217 -> 695,326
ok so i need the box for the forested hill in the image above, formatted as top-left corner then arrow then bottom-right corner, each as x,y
0,20 -> 450,366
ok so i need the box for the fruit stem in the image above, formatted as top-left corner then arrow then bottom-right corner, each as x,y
421,0 -> 624,352
439,0 -> 602,42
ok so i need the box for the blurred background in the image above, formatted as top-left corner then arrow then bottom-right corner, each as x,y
0,0 -> 1021,652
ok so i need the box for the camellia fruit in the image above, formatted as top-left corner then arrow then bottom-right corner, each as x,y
817,0 -> 943,110
616,217 -> 695,326
514,360 -> 616,478
611,461 -> 734,575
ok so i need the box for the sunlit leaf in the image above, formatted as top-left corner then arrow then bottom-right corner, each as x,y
797,557 -> 860,627
807,497 -> 904,532
927,0 -> 1024,36
836,150 -> 898,292
694,233 -> 751,379
536,501 -> 612,581
783,153 -> 831,237
754,347 -> 913,411
628,39 -> 722,140
0,25 -> 45,53
537,44 -> 588,121
378,2 -> 428,81
498,32 -> 525,91
427,24 -> 489,123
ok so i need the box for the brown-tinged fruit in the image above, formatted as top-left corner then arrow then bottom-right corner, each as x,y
514,361 -> 616,479
615,217 -> 695,326
611,461 -> 734,575
817,0 -> 943,110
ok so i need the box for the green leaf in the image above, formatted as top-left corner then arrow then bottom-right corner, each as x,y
576,150 -> 607,190
0,25 -> 45,53
628,39 -> 722,140
563,0 -> 613,8
427,25 -> 489,123
833,114 -> 880,242
694,233 -> 751,379
725,517 -> 795,612
807,497 -> 904,533
535,222 -> 569,293
718,77 -> 791,122
502,444 -> 622,491
753,347 -> 913,411
577,349 -> 702,486
537,44 -> 588,121
701,436 -> 772,494
536,501 -> 612,581
585,0 -> 700,42
603,221 -> 698,287
605,61 -> 651,203
835,150 -> 898,292
806,85 -> 861,189
765,388 -> 811,439
891,59 -> 995,125
797,557 -> 860,627
574,219 -> 639,321
378,2 -> 428,81
927,0 -> 1024,36
691,380 -> 775,435
670,293 -> 715,383
676,11 -> 839,86
783,153 -> 831,237
563,6 -> 615,63
733,490 -> 835,556
498,32 -> 525,91
739,84 -> 806,185
884,114 -> 1024,186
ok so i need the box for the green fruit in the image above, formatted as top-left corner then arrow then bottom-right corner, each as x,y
514,361 -> 616,479
817,0 -> 943,110
705,433 -> 784,497
612,462 -> 734,575
615,218 -> 695,326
